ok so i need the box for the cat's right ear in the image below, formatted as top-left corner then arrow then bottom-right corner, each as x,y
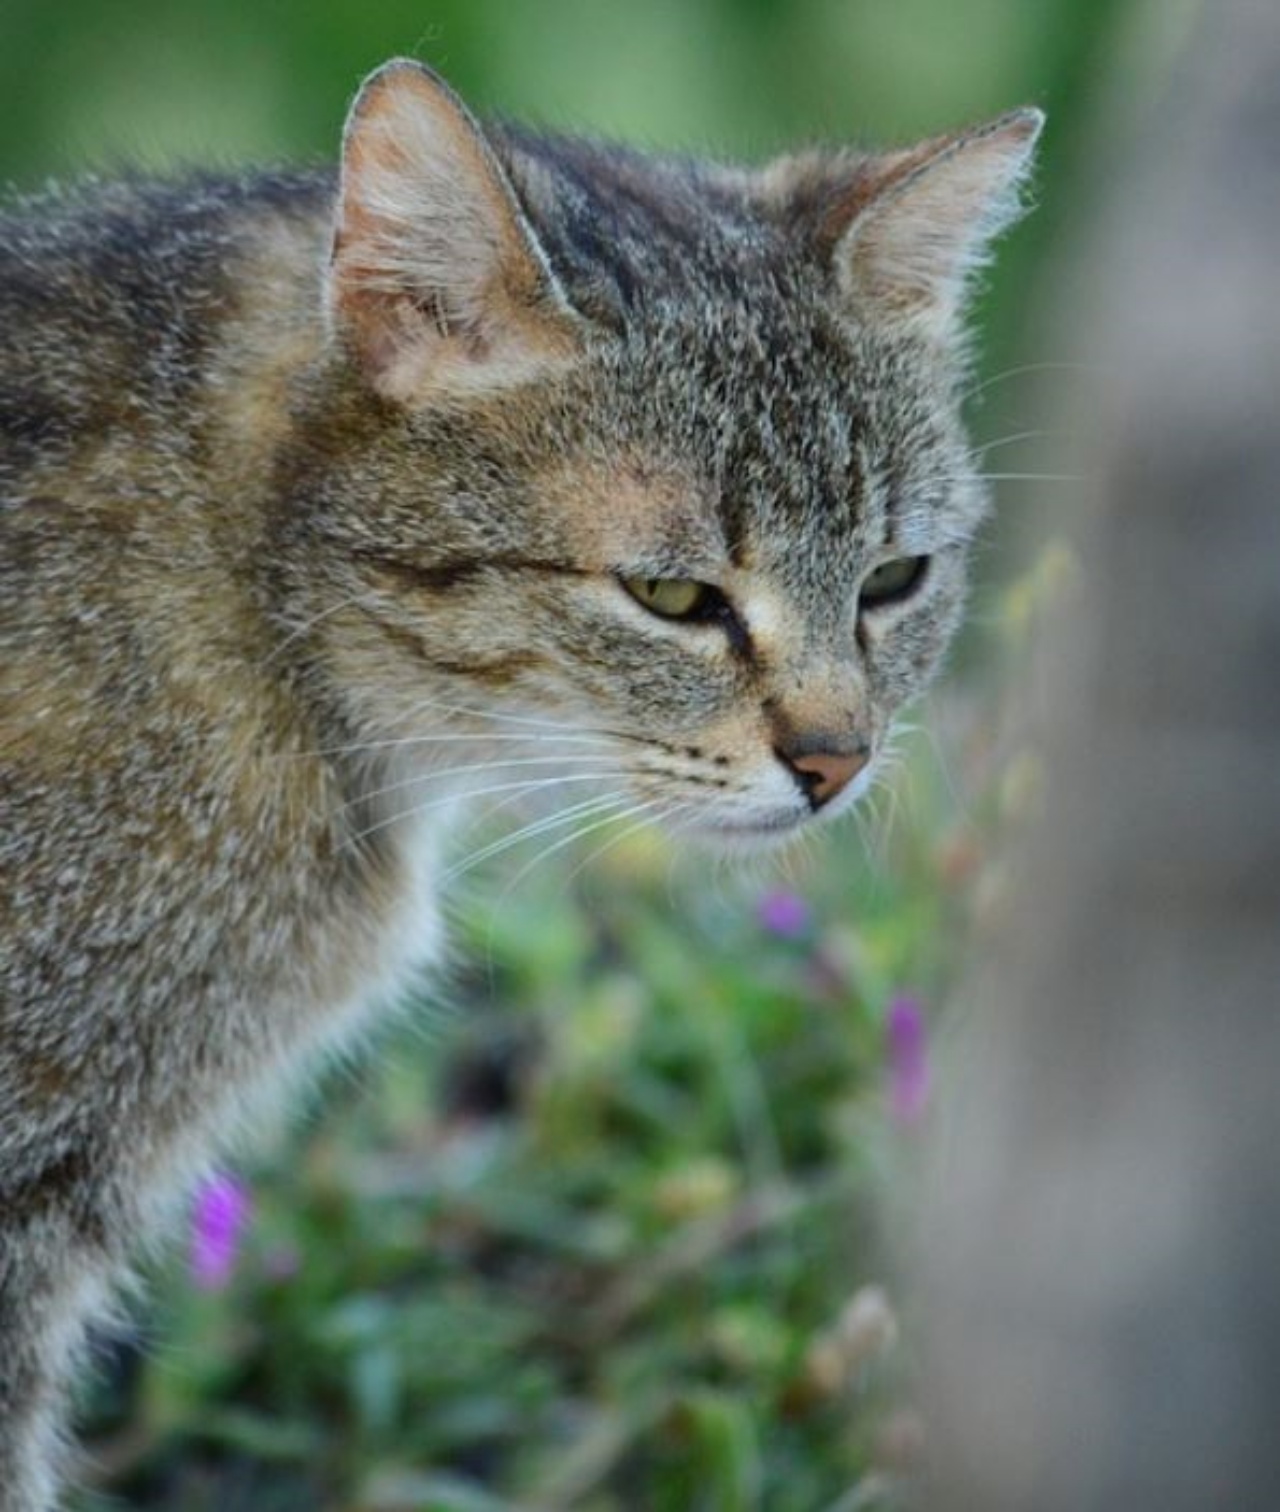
328,59 -> 584,403
760,109 -> 1043,340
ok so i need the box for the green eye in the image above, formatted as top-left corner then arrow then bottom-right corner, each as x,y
621,576 -> 712,620
860,555 -> 929,609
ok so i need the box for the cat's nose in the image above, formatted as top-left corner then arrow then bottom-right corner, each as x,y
779,742 -> 870,809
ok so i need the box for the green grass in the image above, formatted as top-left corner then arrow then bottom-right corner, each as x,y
70,547 -> 1070,1512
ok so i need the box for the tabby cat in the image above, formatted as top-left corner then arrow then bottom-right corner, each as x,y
0,57 -> 1040,1510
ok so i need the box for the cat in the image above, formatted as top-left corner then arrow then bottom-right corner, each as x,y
0,56 -> 1039,1510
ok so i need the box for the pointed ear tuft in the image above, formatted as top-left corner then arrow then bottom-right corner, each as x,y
772,108 -> 1044,338
328,59 -> 583,402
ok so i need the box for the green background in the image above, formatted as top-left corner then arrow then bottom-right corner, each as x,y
0,0 -> 1154,368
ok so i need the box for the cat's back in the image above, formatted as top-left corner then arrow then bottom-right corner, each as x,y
0,169 -> 333,493
0,165 -> 338,685
0,170 -> 343,988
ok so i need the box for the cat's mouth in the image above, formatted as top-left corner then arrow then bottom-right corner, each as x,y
688,765 -> 873,843
710,814 -> 803,835
689,808 -> 814,843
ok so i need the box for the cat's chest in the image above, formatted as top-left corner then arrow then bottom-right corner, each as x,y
136,803 -> 455,1198
304,804 -> 453,1052
364,813 -> 450,1007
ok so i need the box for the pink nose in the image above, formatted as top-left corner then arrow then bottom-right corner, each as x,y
787,747 -> 870,808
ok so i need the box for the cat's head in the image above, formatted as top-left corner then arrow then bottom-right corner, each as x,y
312,60 -> 1040,843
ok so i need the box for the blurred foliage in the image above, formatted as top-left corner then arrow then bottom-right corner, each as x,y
1,0 -> 1132,169
0,1 -> 1151,1507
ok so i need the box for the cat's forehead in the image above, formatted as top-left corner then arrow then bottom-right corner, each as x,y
586,294 -> 959,578
505,129 -> 973,588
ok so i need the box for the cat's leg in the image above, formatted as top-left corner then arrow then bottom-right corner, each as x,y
0,1206 -> 120,1512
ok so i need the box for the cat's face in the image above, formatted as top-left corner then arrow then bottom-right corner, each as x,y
314,60 -> 1037,845
381,313 -> 981,841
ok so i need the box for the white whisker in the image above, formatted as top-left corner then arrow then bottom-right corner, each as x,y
973,471 -> 1084,484
329,751 -> 629,828
973,428 -> 1067,457
497,795 -> 668,900
443,792 -> 630,882
290,729 -> 623,762
873,776 -> 904,867
375,693 -> 635,740
963,359 -> 1094,405
905,718 -> 975,829
849,800 -> 877,873
259,588 -> 385,671
563,800 -> 696,890
477,794 -> 663,958
339,771 -> 621,854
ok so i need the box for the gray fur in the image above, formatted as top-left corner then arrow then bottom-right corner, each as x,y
0,60 -> 1037,1509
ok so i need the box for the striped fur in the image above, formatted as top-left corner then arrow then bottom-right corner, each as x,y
0,59 -> 1038,1510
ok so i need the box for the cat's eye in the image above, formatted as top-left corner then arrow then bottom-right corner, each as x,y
860,555 -> 929,610
621,576 -> 714,620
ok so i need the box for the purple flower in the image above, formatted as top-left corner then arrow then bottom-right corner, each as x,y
189,1172 -> 252,1291
757,890 -> 812,939
886,996 -> 930,1127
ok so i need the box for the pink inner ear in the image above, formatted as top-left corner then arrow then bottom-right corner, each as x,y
829,111 -> 1042,330
327,59 -> 582,402
814,135 -> 953,254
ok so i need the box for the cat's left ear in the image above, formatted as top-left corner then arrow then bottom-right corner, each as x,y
765,109 -> 1044,338
328,59 -> 584,402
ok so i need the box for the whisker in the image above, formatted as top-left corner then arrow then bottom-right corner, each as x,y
872,775 -> 904,868
373,692 -> 646,744
972,428 -> 1068,457
339,771 -> 621,854
973,471 -> 1085,484
904,718 -> 975,830
443,792 -> 630,883
849,801 -> 878,874
289,729 -> 623,762
963,360 -> 1095,405
259,588 -> 385,672
563,799 -> 697,891
477,794 -> 660,960
497,795 -> 668,900
329,751 -> 630,828
931,471 -> 1087,487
